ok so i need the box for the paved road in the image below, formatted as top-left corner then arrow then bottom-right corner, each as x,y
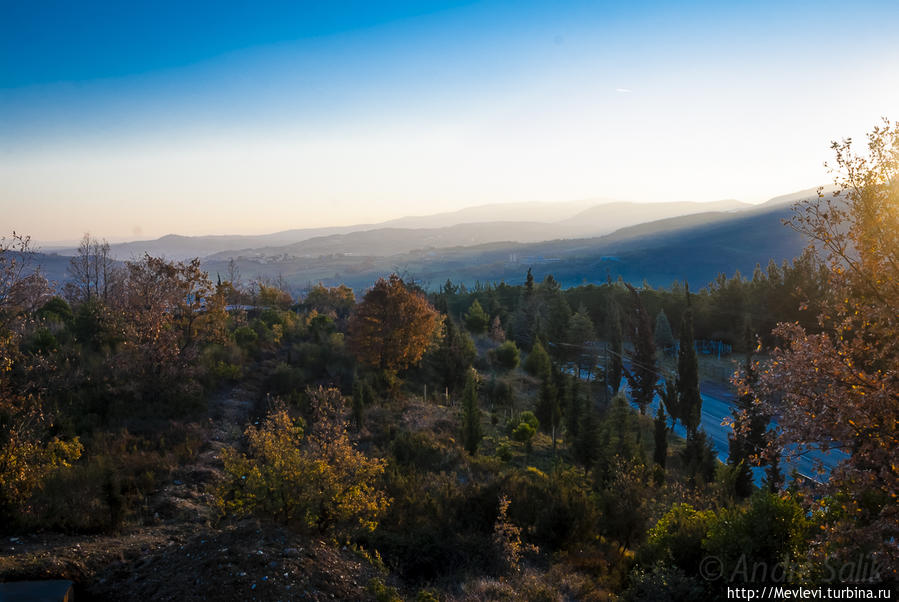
627,381 -> 847,483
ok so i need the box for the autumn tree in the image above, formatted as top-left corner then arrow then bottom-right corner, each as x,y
217,388 -> 388,538
303,283 -> 355,320
347,274 -> 443,382
749,120 -> 899,573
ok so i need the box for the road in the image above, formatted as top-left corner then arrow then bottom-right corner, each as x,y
625,380 -> 847,483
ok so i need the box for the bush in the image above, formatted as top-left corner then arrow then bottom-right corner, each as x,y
491,341 -> 520,371
216,389 -> 389,539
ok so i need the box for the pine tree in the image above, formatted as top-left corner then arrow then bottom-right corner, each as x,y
677,285 -> 702,435
464,299 -> 489,334
624,283 -> 657,415
461,369 -> 482,455
653,406 -> 668,468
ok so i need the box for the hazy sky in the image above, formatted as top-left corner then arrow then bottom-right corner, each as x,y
2,0 -> 898,243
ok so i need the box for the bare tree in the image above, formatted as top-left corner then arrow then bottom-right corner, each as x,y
65,233 -> 120,304
0,231 -> 49,328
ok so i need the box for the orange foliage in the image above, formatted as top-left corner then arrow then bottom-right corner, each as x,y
347,274 -> 443,375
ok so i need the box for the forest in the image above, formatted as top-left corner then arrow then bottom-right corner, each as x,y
0,124 -> 896,600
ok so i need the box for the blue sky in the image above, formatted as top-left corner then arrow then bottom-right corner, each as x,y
2,0 -> 898,241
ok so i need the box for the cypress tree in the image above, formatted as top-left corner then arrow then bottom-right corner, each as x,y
677,285 -> 702,435
624,283 -> 657,415
653,405 -> 669,468
606,296 -> 624,396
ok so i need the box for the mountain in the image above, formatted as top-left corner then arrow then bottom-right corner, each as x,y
202,199 -> 755,262
555,199 -> 751,238
197,192 -> 810,292
53,198 -> 755,261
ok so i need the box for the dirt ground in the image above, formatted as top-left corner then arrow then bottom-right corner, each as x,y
0,384 -> 389,600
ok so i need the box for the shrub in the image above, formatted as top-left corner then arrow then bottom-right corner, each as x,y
216,389 -> 389,539
491,341 -> 520,371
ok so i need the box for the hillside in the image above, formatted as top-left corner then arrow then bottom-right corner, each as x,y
197,195 -> 803,291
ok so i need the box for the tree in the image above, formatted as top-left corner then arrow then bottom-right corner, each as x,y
65,233 -> 120,305
624,284 -> 657,415
460,369 -> 482,455
303,283 -> 355,319
657,376 -> 680,429
523,340 -> 551,378
653,309 -> 675,354
606,295 -> 624,396
463,299 -> 489,334
535,366 -> 562,453
489,315 -> 506,343
653,406 -> 668,468
0,232 -> 50,330
491,340 -> 520,371
728,339 -> 769,499
217,388 -> 388,538
677,286 -> 701,435
750,120 -> 899,571
347,274 -> 443,380
566,304 -> 596,374
572,406 -> 601,472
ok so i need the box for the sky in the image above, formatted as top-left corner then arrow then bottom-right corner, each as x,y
2,0 -> 899,243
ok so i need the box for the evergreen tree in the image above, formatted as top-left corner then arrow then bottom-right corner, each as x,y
535,366 -> 562,453
566,304 -> 596,372
573,406 -> 601,473
764,449 -> 784,493
728,333 -> 770,498
653,309 -> 675,354
625,283 -> 658,415
464,299 -> 489,334
431,318 -> 476,395
681,429 -> 717,485
657,376 -> 680,428
653,406 -> 668,468
461,369 -> 482,455
523,340 -> 551,378
677,285 -> 702,435
565,376 -> 582,441
606,296 -> 624,396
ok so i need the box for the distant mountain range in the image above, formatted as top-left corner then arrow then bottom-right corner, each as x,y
30,188 -> 822,292
51,197 -> 754,261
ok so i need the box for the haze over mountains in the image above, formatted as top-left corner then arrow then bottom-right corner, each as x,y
53,198 -> 753,261
32,190 -> 822,291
